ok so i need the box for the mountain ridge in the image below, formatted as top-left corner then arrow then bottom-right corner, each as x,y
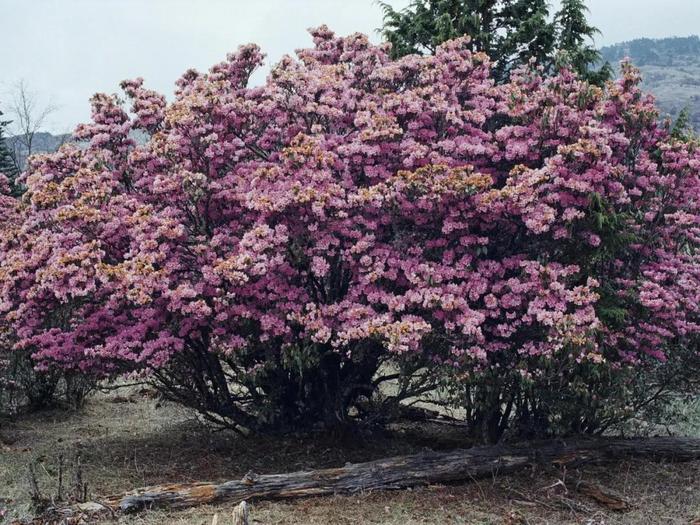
600,35 -> 700,130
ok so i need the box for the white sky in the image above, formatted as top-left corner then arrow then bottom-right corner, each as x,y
2,0 -> 699,134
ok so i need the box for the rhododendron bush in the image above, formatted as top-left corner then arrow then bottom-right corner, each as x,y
1,27 -> 699,437
0,176 -> 95,413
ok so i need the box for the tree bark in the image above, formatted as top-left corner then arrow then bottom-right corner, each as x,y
100,436 -> 700,513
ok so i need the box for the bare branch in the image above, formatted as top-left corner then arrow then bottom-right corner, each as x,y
6,79 -> 58,171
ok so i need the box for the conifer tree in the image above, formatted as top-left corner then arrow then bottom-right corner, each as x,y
380,0 -> 610,84
0,109 -> 19,195
554,0 -> 610,84
671,106 -> 696,142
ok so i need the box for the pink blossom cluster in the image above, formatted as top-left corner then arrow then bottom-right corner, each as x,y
0,27 -> 698,384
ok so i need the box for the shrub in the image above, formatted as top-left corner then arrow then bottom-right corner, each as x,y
0,29 -> 698,437
442,63 -> 700,441
0,179 -> 95,416
0,338 -> 94,415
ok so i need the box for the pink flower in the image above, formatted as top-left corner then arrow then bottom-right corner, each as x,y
311,256 -> 331,278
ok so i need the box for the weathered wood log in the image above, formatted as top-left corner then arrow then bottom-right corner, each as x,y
101,436 -> 700,514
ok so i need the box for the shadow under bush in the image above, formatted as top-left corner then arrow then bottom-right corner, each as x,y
0,349 -> 96,416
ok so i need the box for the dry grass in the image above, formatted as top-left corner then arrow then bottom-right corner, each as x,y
1,388 -> 700,524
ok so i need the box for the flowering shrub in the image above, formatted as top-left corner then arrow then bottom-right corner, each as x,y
1,28 -> 698,436
0,174 -> 94,413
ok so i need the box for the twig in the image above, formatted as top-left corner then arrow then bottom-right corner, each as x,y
26,461 -> 41,503
57,454 -> 64,502
97,381 -> 149,392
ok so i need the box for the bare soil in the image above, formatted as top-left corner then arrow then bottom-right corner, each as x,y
1,388 -> 699,524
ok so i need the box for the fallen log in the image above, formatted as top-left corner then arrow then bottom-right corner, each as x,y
95,436 -> 700,514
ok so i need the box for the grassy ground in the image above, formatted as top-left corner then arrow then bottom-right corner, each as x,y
1,388 -> 700,524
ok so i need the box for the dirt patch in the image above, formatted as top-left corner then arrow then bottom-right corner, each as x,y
1,388 -> 699,524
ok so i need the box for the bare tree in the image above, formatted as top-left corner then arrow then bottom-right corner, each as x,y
7,79 -> 58,172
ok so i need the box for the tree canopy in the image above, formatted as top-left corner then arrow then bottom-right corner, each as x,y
380,0 -> 610,84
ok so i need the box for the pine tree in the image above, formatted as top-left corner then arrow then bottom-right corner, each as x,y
554,0 -> 611,84
380,0 -> 556,82
498,0 -> 557,78
671,106 -> 696,142
380,0 -> 610,85
0,109 -> 18,194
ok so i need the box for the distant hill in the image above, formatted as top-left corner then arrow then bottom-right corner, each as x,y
5,130 -> 151,171
6,131 -> 71,169
7,131 -> 71,153
600,36 -> 700,130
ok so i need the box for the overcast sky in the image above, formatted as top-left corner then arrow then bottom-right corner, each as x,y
2,0 -> 699,134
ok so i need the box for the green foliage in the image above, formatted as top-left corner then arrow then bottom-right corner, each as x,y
0,108 -> 19,192
554,0 -> 610,84
379,0 -> 610,84
671,107 -> 697,142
